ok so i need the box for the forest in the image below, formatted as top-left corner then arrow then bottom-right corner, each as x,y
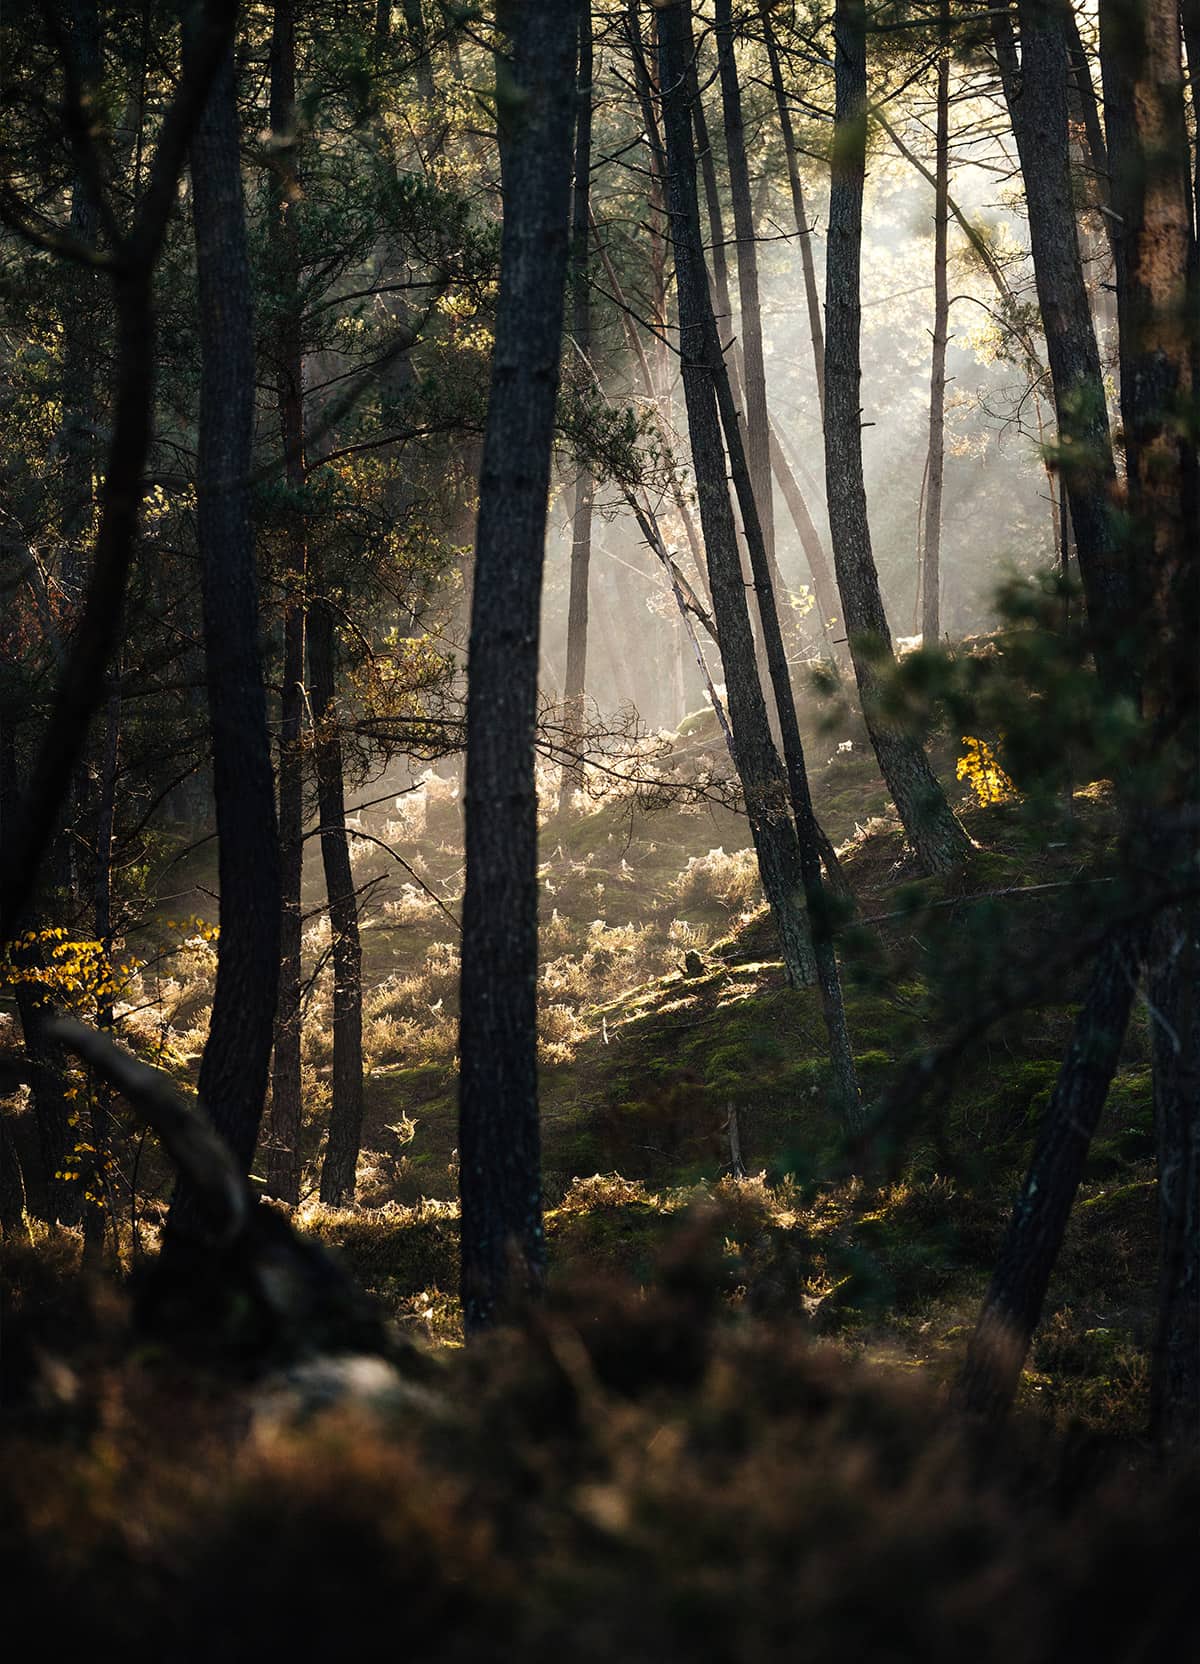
0,0 -> 1198,1654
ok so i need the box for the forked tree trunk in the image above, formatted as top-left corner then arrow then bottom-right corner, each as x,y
168,28 -> 281,1249
920,0 -> 950,647
825,0 -> 970,875
265,0 -> 306,1208
458,0 -> 578,1333
309,597 -> 365,1208
658,0 -> 817,992
559,4 -> 594,814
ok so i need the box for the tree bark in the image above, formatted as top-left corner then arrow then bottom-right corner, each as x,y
715,0 -> 775,572
559,4 -> 594,813
992,0 -> 1130,700
458,0 -> 578,1333
310,597 -> 365,1209
687,39 -> 824,646
167,26 -> 281,1248
825,0 -> 970,875
759,0 -> 826,423
920,0 -> 950,647
658,0 -> 818,993
265,0 -> 306,1208
1100,0 -> 1199,1446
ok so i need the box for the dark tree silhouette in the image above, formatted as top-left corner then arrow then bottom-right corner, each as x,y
265,0 -> 306,1208
310,596 -> 365,1208
167,21 -> 281,1248
458,0 -> 579,1333
657,0 -> 816,992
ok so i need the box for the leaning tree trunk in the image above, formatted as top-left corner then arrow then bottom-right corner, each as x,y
167,27 -> 281,1252
825,0 -> 970,875
992,0 -> 1129,701
657,0 -> 817,992
559,3 -> 594,814
958,925 -> 1142,1418
711,305 -> 861,1126
1101,0 -> 1199,1447
309,596 -> 365,1209
265,0 -> 306,1207
458,0 -> 578,1334
687,39 -> 825,644
920,0 -> 950,647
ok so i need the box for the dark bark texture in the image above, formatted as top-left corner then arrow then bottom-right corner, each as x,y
993,0 -> 1130,699
458,0 -> 578,1333
169,31 -> 281,1245
1100,0 -> 1199,1445
266,0 -> 306,1207
310,597 -> 365,1209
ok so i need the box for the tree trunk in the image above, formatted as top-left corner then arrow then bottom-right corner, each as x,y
715,0 -> 775,574
167,27 -> 281,1249
310,598 -> 365,1209
1101,0 -> 1199,1446
559,4 -> 594,814
920,0 -> 950,648
825,0 -> 970,875
265,0 -> 306,1208
992,0 -> 1129,700
714,364 -> 860,1121
657,0 -> 817,993
758,0 -> 826,422
458,0 -> 577,1334
958,925 -> 1143,1418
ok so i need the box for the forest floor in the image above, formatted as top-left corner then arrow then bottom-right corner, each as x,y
2,704 -> 1182,1659
6,698 -> 1157,1438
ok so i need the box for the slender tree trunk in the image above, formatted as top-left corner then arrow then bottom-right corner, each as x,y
1101,0 -> 1199,1446
825,0 -> 970,875
310,598 -> 365,1208
265,0 -> 306,1208
559,5 -> 594,814
958,925 -> 1143,1418
759,0 -> 825,422
715,0 -> 775,573
687,40 -> 812,647
992,0 -> 1130,700
167,28 -> 281,1249
56,0 -> 104,911
921,0 -> 950,647
713,365 -> 860,1121
658,0 -> 818,992
84,672 -> 120,1261
458,0 -> 577,1334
